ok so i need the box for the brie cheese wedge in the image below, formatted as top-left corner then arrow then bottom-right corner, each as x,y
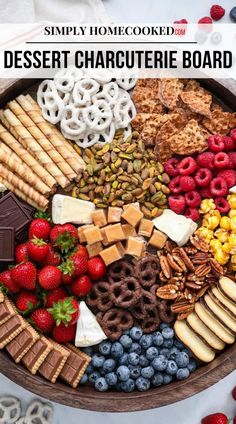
52,194 -> 95,225
75,301 -> 107,347
152,209 -> 197,246
229,185 -> 236,194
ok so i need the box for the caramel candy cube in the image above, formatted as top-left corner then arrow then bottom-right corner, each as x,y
122,204 -> 144,227
83,226 -> 103,244
86,242 -> 103,258
99,243 -> 124,266
122,224 -> 137,239
100,227 -> 110,246
108,207 -> 123,223
78,225 -> 94,243
92,210 -> 107,227
149,229 -> 168,249
126,237 -> 146,257
123,202 -> 140,211
104,223 -> 125,243
138,218 -> 154,238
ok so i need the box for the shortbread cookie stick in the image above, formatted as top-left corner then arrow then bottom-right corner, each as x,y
1,109 -> 70,188
8,100 -> 76,181
0,123 -> 56,189
0,176 -> 48,210
0,142 -> 51,196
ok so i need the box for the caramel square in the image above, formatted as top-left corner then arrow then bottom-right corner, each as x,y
78,225 -> 94,243
149,229 -> 168,249
122,224 -> 137,239
86,242 -> 103,258
123,202 -> 140,211
83,226 -> 103,245
108,207 -> 123,223
104,223 -> 125,243
138,218 -> 154,238
126,237 -> 146,257
121,204 -> 144,227
91,210 -> 107,227
100,227 -> 110,246
99,244 -> 123,266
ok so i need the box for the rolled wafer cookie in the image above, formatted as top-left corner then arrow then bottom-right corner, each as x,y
0,176 -> 48,210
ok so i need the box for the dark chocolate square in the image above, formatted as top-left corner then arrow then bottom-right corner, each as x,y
0,192 -> 31,235
0,227 -> 14,261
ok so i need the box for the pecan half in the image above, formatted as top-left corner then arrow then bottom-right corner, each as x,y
156,284 -> 178,300
195,285 -> 210,301
191,252 -> 211,264
209,258 -> 224,277
185,281 -> 204,290
195,263 -> 211,278
190,235 -> 209,253
167,254 -> 184,273
178,248 -> 195,271
159,255 -> 172,279
171,300 -> 194,314
164,240 -> 176,253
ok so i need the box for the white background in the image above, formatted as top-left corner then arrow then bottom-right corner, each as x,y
1,0 -> 236,423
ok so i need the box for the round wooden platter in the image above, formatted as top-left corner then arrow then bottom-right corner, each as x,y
0,78 -> 235,412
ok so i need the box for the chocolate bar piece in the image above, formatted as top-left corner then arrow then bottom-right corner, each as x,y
22,336 -> 52,374
0,298 -> 16,325
39,340 -> 70,383
0,227 -> 14,261
0,314 -> 25,348
60,344 -> 91,388
0,192 -> 31,236
6,325 -> 39,363
18,199 -> 35,217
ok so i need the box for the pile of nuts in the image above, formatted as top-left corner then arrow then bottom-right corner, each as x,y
156,235 -> 225,320
74,130 -> 169,218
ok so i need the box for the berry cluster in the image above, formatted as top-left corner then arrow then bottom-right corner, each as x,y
165,130 -> 236,220
81,324 -> 197,392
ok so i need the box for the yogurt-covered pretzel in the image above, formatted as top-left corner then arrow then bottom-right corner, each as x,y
82,100 -> 112,132
0,396 -> 21,423
54,67 -> 84,93
114,96 -> 136,129
24,400 -> 53,424
61,104 -> 86,138
92,82 -> 120,107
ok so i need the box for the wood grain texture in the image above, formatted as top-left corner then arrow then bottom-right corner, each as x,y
0,77 -> 235,412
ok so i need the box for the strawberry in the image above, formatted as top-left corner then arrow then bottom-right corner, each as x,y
50,224 -> 78,253
15,242 -> 29,263
49,297 -> 79,326
29,218 -> 51,241
52,322 -> 76,343
201,413 -> 228,424
11,262 -> 36,290
44,288 -> 68,308
28,237 -> 49,262
16,291 -> 38,312
71,275 -> 92,297
70,254 -> 88,277
58,259 -> 75,285
72,244 -> 88,259
87,257 -> 106,280
38,266 -> 62,290
31,308 -> 54,333
0,270 -> 19,294
40,244 -> 61,267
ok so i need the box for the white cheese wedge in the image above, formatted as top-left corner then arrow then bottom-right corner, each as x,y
152,209 -> 197,246
229,185 -> 236,194
75,301 -> 107,347
52,194 -> 95,225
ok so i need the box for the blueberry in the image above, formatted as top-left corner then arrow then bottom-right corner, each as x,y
152,332 -> 164,347
80,373 -> 88,384
174,339 -> 184,349
169,346 -> 180,359
176,368 -> 190,380
230,6 -> 236,22
95,377 -> 109,392
151,372 -> 164,387
128,352 -> 139,366
141,366 -> 154,379
117,365 -> 130,382
166,360 -> 178,375
120,334 -> 132,349
119,353 -> 129,365
140,335 -> 152,349
187,358 -> 197,373
163,373 -> 173,385
152,355 -> 168,371
136,376 -> 150,391
146,347 -> 158,361
111,342 -> 124,359
123,330 -> 130,336
162,327 -> 174,340
163,339 -> 174,348
182,348 -> 192,357
99,341 -> 112,356
105,372 -> 118,386
92,354 -> 105,368
129,343 -> 142,355
82,347 -> 93,357
89,371 -> 101,383
160,323 -> 169,330
103,358 -> 116,373
129,365 -> 141,379
120,378 -> 135,392
85,363 -> 94,374
130,326 -> 143,341
176,352 -> 189,368
159,348 -> 171,358
139,354 -> 149,367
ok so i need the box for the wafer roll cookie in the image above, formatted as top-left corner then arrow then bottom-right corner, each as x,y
0,122 -> 56,189
0,176 -> 47,210
0,142 -> 51,196
2,109 -> 69,188
8,100 -> 76,181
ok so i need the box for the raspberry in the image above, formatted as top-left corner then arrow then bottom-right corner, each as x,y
184,207 -> 200,222
194,168 -> 212,187
210,5 -> 225,21
196,152 -> 215,170
214,152 -> 230,169
169,176 -> 182,194
228,152 -> 236,168
198,16 -> 213,24
199,186 -> 212,198
174,19 -> 188,24
198,16 -> 213,32
210,177 -> 228,197
177,157 -> 197,175
179,176 -> 196,192
230,129 -> 236,141
218,170 -> 236,188
208,135 -> 225,152
164,158 -> 179,177
168,195 -> 186,214
222,135 -> 235,151
215,197 -> 230,214
185,191 -> 201,208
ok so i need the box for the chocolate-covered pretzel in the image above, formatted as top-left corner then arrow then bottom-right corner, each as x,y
109,277 -> 141,308
135,256 -> 160,288
100,308 -> 134,340
157,300 -> 175,324
86,281 -> 113,312
108,260 -> 135,284
139,307 -> 160,333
